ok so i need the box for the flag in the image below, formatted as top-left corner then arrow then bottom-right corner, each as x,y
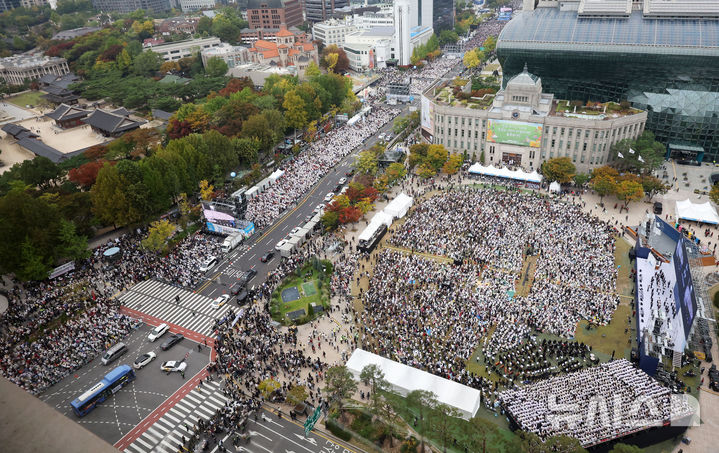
617,152 -> 624,158
638,155 -> 645,163
628,148 -> 635,154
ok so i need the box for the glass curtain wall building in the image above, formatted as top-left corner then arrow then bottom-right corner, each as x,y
497,3 -> 719,162
433,0 -> 454,31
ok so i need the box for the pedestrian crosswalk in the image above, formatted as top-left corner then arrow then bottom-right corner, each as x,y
123,379 -> 227,453
120,280 -> 234,337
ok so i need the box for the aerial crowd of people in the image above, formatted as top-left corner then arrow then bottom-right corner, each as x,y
359,187 -> 619,395
0,230 -> 223,394
244,106 -> 400,229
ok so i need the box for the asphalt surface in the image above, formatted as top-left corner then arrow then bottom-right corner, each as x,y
40,324 -> 209,444
196,100 -> 418,300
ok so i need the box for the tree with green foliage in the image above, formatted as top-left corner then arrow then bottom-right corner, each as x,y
541,157 -> 576,183
406,390 -> 437,451
442,153 -> 463,174
286,385 -> 309,406
141,219 -> 176,252
324,366 -> 357,412
360,364 -> 389,416
354,150 -> 379,175
591,174 -> 616,202
304,60 -> 321,78
132,50 -> 162,76
711,183 -> 719,206
283,90 -> 308,140
615,179 -> 644,208
205,56 -> 228,77
611,131 -> 665,174
258,378 -> 281,399
463,49 -> 480,68
321,210 -> 339,230
640,175 -> 669,200
386,162 -> 407,184
430,402 -> 463,453
573,173 -> 590,188
439,29 -> 459,46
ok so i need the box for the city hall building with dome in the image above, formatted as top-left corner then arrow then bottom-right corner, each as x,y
497,0 -> 719,163
421,66 -> 647,174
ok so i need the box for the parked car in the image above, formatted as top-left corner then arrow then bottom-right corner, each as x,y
653,202 -> 663,215
199,256 -> 217,272
160,360 -> 187,373
239,269 -> 257,286
338,177 -> 347,185
133,352 -> 157,369
324,192 -> 334,202
260,251 -> 274,262
345,169 -> 355,177
290,227 -> 301,236
211,294 -> 230,309
147,323 -> 169,342
161,333 -> 184,351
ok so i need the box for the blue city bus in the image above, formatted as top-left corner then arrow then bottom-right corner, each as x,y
70,364 -> 136,416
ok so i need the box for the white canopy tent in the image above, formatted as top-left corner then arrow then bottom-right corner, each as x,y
346,349 -> 481,420
384,192 -> 413,219
358,212 -> 393,243
467,163 -> 542,183
549,181 -> 561,193
676,199 -> 719,224
269,169 -> 285,182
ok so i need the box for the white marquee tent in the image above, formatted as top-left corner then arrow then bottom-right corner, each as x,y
384,192 -> 413,219
346,349 -> 481,420
357,211 -> 393,243
676,199 -> 719,224
467,163 -> 543,183
549,181 -> 561,193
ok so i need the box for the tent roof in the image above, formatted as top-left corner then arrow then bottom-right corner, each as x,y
676,199 -> 719,224
346,349 -> 481,419
549,181 -> 562,192
467,163 -> 543,182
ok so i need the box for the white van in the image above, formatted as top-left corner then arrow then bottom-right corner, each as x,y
148,323 -> 169,342
101,342 -> 128,365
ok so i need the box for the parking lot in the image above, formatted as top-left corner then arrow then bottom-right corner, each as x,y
39,323 -> 209,444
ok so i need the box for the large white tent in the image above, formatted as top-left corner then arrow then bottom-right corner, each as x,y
467,163 -> 543,183
346,349 -> 481,420
384,192 -> 413,219
549,181 -> 561,193
357,212 -> 393,243
676,199 -> 719,224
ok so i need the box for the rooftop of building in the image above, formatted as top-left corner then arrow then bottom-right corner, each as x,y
51,27 -> 101,41
428,77 -> 643,119
498,6 -> 719,54
247,0 -> 295,9
0,54 -> 66,70
147,37 -> 221,49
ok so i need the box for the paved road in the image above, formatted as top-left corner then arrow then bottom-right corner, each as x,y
195,100 -> 418,300
40,325 -> 209,444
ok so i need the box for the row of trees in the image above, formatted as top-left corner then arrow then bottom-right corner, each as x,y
408,143 -> 463,178
463,36 -> 497,69
410,34 -> 441,66
321,182 -> 379,229
90,130 -> 258,227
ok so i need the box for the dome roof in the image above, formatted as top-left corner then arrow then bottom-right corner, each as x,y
507,63 -> 540,87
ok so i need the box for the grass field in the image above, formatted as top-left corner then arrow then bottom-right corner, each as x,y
271,261 -> 331,324
6,91 -> 45,108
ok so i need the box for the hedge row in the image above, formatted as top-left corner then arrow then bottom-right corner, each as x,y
325,418 -> 352,441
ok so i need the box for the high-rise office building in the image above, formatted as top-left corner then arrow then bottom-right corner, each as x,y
498,0 -> 719,161
304,0 -> 349,22
91,0 -> 170,13
432,0 -> 454,31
